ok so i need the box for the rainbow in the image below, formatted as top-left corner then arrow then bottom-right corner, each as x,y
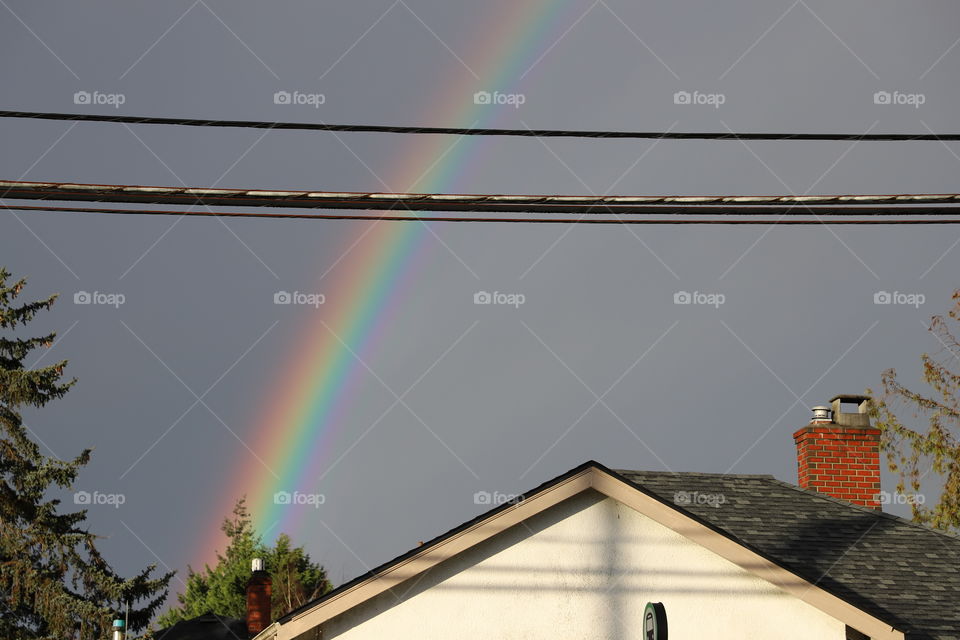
197,0 -> 583,566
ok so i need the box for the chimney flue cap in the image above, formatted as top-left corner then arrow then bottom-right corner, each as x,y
251,557 -> 265,573
811,406 -> 832,422
829,395 -> 871,427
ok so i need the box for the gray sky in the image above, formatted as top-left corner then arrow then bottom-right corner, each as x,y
1,0 -> 959,611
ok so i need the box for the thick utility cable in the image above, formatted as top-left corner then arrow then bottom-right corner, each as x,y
6,204 -> 960,224
1,110 -> 958,142
4,180 -> 960,215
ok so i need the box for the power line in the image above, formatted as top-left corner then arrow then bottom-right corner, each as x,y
2,110 -> 959,142
5,204 -> 960,224
4,180 -> 960,215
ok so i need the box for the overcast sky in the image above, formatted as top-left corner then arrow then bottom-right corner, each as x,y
2,0 -> 959,613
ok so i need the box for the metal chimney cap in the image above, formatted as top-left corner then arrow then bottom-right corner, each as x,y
811,406 -> 832,422
251,557 -> 265,572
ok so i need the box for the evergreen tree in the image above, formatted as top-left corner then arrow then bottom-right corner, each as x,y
268,533 -> 330,616
158,498 -> 331,626
0,268 -> 174,639
869,289 -> 960,532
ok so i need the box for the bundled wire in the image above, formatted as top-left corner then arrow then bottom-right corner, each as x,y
3,179 -> 960,224
3,180 -> 960,217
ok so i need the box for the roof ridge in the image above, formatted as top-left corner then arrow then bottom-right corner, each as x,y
615,468 -> 776,479
762,476 -> 960,544
621,468 -> 960,544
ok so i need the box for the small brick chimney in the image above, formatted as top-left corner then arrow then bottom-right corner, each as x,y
793,395 -> 881,509
246,558 -> 272,637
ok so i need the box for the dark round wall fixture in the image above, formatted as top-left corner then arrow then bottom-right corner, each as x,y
644,602 -> 668,640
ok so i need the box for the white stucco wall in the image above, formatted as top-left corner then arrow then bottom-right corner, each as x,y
317,491 -> 847,640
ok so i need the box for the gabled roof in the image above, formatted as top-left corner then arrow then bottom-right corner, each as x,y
271,462 -> 960,640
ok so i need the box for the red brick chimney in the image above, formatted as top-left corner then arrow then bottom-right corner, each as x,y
793,395 -> 881,510
246,558 -> 272,637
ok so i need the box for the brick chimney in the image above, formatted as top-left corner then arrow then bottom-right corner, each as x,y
793,395 -> 881,509
246,558 -> 272,637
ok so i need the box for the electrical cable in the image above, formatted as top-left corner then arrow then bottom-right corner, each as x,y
6,204 -> 960,225
1,110 -> 958,142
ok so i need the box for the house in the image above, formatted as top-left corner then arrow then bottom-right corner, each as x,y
252,395 -> 960,640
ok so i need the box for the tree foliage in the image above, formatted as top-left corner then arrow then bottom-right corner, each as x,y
868,289 -> 960,532
157,498 -> 331,627
0,268 -> 174,639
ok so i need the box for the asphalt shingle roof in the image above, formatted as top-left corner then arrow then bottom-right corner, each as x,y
616,469 -> 960,640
